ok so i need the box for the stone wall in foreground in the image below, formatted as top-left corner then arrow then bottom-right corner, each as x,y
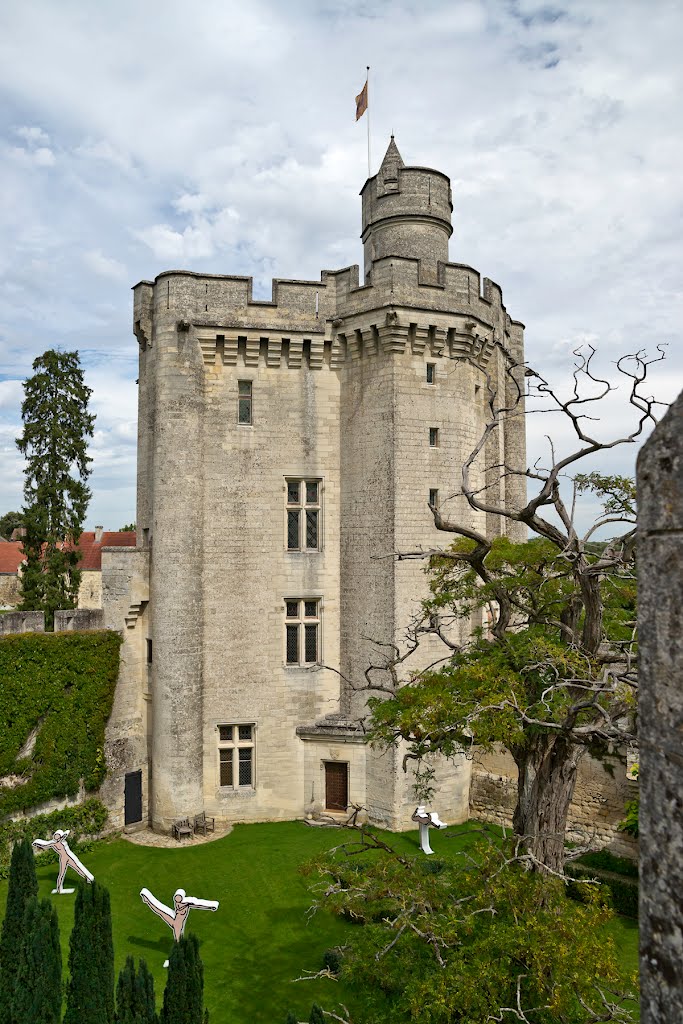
637,389 -> 683,1022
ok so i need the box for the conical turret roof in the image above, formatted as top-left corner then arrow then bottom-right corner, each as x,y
379,135 -> 404,180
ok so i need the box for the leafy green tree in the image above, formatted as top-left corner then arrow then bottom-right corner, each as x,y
160,934 -> 207,1024
16,349 -> 95,629
12,896 -> 61,1024
363,347 -> 662,874
0,838 -> 38,1023
119,522 -> 136,532
315,828 -> 637,1024
0,511 -> 24,541
115,956 -> 157,1024
64,880 -> 115,1024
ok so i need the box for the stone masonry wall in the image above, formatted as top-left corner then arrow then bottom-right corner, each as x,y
470,745 -> 638,858
637,389 -> 683,1021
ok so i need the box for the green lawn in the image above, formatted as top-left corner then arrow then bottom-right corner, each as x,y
0,821 -> 639,1023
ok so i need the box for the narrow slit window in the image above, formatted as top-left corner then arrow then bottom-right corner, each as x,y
238,380 -> 252,424
429,489 -> 439,508
429,427 -> 439,447
426,363 -> 436,384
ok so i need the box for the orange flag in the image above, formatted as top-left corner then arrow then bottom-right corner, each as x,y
355,79 -> 368,121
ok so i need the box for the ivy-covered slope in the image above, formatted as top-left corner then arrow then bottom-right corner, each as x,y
0,631 -> 122,816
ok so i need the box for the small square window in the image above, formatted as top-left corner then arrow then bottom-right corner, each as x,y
238,724 -> 252,741
286,600 -> 299,618
426,363 -> 436,384
429,427 -> 439,447
305,481 -> 318,504
219,725 -> 233,742
429,489 -> 439,508
238,380 -> 252,424
304,599 -> 318,618
287,480 -> 300,504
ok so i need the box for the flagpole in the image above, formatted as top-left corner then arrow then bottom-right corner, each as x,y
366,66 -> 371,177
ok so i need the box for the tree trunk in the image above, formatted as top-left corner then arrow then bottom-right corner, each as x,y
510,735 -> 585,875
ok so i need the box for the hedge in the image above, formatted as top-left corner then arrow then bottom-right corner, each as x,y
0,631 -> 121,817
566,863 -> 639,918
0,798 -> 108,879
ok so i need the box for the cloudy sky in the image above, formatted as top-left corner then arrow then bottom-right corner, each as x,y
1,0 -> 681,532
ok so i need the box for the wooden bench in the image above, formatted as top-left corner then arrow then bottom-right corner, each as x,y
193,811 -> 215,835
171,817 -> 193,841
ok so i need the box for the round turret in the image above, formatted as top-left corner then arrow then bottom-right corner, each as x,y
361,137 -> 453,283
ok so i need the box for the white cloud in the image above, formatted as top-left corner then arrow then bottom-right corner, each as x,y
83,249 -> 127,281
15,125 -> 50,144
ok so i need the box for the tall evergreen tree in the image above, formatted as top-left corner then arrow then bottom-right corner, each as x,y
159,934 -> 206,1024
64,880 -> 115,1024
16,349 -> 95,629
309,1005 -> 325,1024
115,955 -> 157,1024
12,897 -> 62,1024
0,838 -> 38,1024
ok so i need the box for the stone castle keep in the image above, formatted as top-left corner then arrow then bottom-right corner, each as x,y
100,138 -> 528,832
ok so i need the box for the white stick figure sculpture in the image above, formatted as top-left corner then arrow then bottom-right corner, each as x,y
140,887 -> 219,966
32,829 -> 94,894
411,806 -> 447,855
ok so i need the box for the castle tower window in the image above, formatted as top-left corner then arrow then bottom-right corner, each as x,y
238,380 -> 252,424
285,598 -> 321,665
286,479 -> 321,551
426,363 -> 436,384
429,427 -> 439,447
218,724 -> 255,789
429,489 -> 439,508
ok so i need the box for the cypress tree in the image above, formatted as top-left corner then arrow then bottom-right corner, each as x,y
0,838 -> 38,1024
309,1005 -> 325,1024
285,1013 -> 299,1024
64,880 -> 115,1024
12,897 -> 62,1024
16,348 -> 95,629
115,955 -> 157,1024
160,934 -> 206,1024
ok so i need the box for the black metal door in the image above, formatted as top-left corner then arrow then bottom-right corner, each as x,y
124,770 -> 143,825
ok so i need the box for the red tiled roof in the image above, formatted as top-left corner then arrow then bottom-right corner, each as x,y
0,542 -> 23,574
0,532 -> 136,574
77,532 -> 136,570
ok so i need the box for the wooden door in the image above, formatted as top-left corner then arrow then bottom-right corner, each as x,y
324,762 -> 348,811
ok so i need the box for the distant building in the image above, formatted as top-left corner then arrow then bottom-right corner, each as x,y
102,138 -> 527,833
0,529 -> 135,610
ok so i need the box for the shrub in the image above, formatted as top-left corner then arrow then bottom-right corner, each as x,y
12,897 -> 62,1024
619,798 -> 640,837
323,947 -> 343,974
0,837 -> 38,1023
0,631 -> 121,816
115,955 -> 158,1024
64,880 -> 115,1024
577,849 -> 638,879
160,933 -> 206,1024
